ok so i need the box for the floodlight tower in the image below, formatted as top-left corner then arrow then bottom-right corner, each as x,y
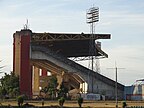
87,7 -> 99,93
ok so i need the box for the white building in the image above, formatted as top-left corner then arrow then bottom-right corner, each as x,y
125,79 -> 144,100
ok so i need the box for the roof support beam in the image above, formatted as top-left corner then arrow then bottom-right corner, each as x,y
32,33 -> 111,42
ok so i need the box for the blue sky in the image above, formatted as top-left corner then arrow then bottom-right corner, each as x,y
0,0 -> 144,85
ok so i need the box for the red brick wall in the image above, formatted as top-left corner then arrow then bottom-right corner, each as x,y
20,30 -> 32,97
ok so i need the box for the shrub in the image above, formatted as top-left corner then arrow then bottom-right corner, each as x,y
122,101 -> 127,108
78,97 -> 83,108
58,97 -> 65,108
17,95 -> 24,107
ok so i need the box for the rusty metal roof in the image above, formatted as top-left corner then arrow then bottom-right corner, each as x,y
31,32 -> 111,58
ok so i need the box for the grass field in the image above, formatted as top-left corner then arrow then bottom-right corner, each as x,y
0,100 -> 144,108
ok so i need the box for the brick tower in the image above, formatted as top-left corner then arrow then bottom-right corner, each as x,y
13,29 -> 32,98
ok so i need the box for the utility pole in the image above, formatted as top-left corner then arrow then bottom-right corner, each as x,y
107,63 -> 124,108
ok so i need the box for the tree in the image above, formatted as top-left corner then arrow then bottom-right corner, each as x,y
0,72 -> 19,98
0,87 -> 7,99
41,75 -> 58,99
41,76 -> 69,99
58,82 -> 68,98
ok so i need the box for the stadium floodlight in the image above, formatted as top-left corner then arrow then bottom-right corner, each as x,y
87,7 -> 99,24
86,6 -> 99,93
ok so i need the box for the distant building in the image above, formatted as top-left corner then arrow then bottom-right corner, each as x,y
125,79 -> 144,100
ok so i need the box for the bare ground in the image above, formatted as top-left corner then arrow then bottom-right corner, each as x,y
0,100 -> 144,108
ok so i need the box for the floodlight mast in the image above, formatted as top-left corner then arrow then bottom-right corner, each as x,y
86,7 -> 99,93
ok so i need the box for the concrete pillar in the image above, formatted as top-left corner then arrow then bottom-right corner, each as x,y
13,32 -> 21,76
13,29 -> 32,98
81,83 -> 83,93
84,82 -> 85,93
142,85 -> 144,99
32,66 -> 40,96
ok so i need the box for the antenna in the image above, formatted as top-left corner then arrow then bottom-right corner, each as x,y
23,19 -> 29,30
107,62 -> 125,108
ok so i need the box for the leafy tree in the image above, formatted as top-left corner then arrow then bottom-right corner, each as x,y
58,82 -> 68,98
48,76 -> 58,99
41,76 -> 69,99
0,87 -> 7,99
41,75 -> 58,99
0,72 -> 19,98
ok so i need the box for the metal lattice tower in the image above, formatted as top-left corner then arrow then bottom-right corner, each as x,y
86,6 -> 99,93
